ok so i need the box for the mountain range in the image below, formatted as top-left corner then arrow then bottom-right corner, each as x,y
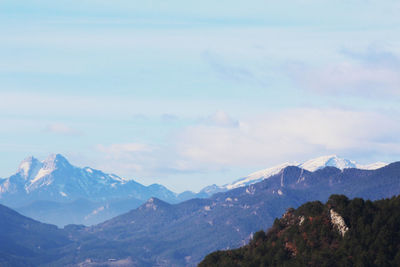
213,154 -> 387,192
1,154 -> 179,204
0,154 -> 389,226
0,160 -> 399,266
0,154 -> 206,225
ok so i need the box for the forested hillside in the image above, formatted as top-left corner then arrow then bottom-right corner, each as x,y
200,195 -> 400,267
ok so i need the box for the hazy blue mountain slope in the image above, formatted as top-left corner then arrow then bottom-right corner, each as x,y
14,197 -> 144,226
0,204 -> 74,267
0,154 -> 196,226
0,154 -> 179,205
0,154 -> 388,227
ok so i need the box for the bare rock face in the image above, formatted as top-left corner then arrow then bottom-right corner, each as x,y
330,209 -> 349,237
298,216 -> 305,226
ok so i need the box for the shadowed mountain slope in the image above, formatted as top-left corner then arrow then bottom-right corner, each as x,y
0,204 -> 75,267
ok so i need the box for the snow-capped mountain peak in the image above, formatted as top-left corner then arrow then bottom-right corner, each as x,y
226,162 -> 297,190
0,154 -> 182,207
17,154 -> 75,186
42,154 -> 71,171
17,154 -> 73,183
221,155 -> 388,191
298,155 -> 357,172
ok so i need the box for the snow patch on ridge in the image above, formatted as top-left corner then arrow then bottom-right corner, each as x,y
226,162 -> 295,190
18,160 -> 34,177
222,155 -> 388,191
30,168 -> 53,184
357,162 -> 388,170
299,155 -> 357,172
17,156 -> 42,180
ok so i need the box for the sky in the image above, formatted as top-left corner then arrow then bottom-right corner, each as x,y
1,0 -> 400,192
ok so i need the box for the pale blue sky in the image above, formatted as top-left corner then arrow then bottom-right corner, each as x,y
1,0 -> 400,192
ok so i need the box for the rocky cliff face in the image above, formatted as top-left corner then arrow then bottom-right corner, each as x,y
330,209 -> 348,237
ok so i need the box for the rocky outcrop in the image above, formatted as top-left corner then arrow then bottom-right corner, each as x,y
330,209 -> 349,237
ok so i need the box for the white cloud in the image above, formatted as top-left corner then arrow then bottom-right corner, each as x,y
202,51 -> 256,83
174,108 -> 400,169
161,113 -> 179,122
89,108 -> 400,177
77,108 -> 400,190
96,143 -> 153,155
289,47 -> 400,97
203,110 -> 239,128
93,143 -> 155,174
340,46 -> 400,68
45,123 -> 81,136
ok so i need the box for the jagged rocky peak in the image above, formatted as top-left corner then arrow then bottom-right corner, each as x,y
17,156 -> 42,179
143,197 -> 158,210
17,154 -> 72,177
14,154 -> 73,184
42,154 -> 71,170
146,197 -> 168,205
140,197 -> 170,211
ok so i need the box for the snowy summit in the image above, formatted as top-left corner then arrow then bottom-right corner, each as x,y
224,155 -> 388,190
